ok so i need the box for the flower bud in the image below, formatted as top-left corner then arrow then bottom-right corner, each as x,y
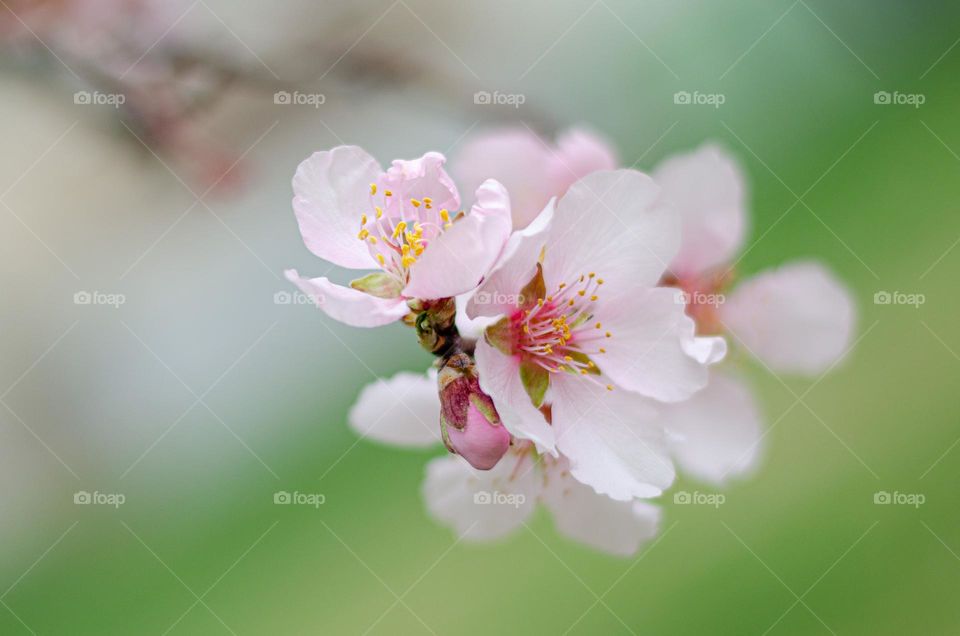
438,352 -> 511,470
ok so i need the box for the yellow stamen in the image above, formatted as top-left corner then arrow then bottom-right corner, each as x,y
590,295 -> 598,301
599,347 -> 606,353
375,206 -> 383,219
368,236 -> 378,244
605,331 -> 612,338
376,254 -> 385,266
606,384 -> 613,391
595,322 -> 602,329
384,190 -> 393,197
597,278 -> 604,285
357,229 -> 369,240
370,183 -> 377,195
410,199 -> 422,208
392,221 -> 407,239
440,209 -> 450,222
360,214 -> 367,225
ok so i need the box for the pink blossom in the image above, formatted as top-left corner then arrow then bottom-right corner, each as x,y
465,169 -> 725,500
286,146 -> 513,328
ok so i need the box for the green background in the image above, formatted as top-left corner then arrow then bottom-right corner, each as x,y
2,1 -> 958,633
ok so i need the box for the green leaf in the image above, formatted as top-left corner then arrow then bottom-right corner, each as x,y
484,316 -> 514,356
519,359 -> 549,408
349,272 -> 402,299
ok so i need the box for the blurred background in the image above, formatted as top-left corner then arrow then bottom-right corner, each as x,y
1,0 -> 958,633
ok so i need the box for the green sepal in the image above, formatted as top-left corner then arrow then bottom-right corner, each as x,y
518,262 -> 546,310
519,359 -> 549,408
349,272 -> 402,299
484,316 -> 514,356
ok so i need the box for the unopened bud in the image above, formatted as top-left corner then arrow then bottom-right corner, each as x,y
438,353 -> 510,470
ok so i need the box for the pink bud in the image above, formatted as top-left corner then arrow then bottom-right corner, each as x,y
438,353 -> 511,470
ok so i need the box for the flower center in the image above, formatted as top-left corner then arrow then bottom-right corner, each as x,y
512,272 -> 613,391
356,183 -> 462,279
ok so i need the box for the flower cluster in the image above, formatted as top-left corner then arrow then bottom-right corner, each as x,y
286,128 -> 855,556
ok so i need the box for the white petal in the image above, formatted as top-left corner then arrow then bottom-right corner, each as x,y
543,463 -> 661,557
284,269 -> 408,328
721,261 -> 857,375
545,170 -> 678,296
595,287 -> 711,402
466,199 -> 554,319
474,338 -> 556,454
683,335 -> 728,365
662,369 -> 764,484
403,179 -> 512,300
653,143 -> 747,277
348,369 -> 442,447
292,146 -> 382,269
552,376 -> 674,501
422,452 -> 541,541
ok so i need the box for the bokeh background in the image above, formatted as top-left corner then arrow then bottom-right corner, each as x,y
1,0 -> 958,633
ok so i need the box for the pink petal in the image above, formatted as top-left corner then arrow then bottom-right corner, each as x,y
403,179 -> 512,300
662,369 -> 763,484
381,151 -> 460,214
543,460 -> 661,557
474,338 -> 556,454
452,127 -> 555,229
284,269 -> 409,328
348,369 -> 442,447
547,127 -> 618,194
551,376 -> 674,501
544,170 -> 678,297
593,287 -> 712,402
720,261 -> 857,375
292,146 -> 382,270
466,199 -> 555,319
653,143 -> 747,278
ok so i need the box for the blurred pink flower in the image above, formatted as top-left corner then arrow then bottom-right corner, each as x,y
653,144 -> 857,483
286,146 -> 512,328
452,127 -> 617,230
